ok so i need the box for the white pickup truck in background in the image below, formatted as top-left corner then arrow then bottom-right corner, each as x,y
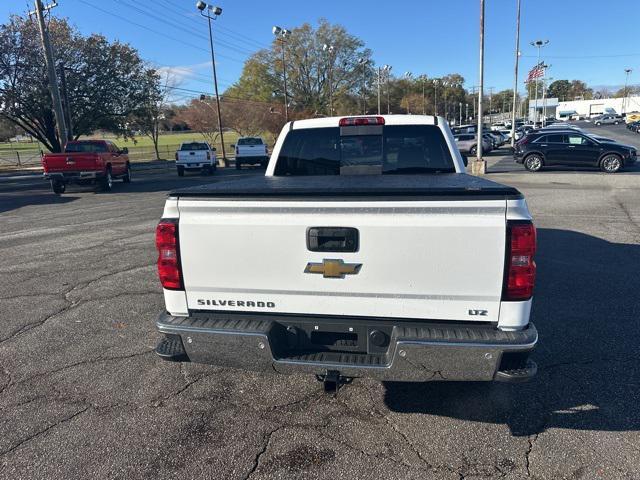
233,137 -> 269,169
155,115 -> 538,391
175,141 -> 217,176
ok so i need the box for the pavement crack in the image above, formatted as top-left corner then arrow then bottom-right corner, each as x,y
243,426 -> 283,480
524,433 -> 539,476
0,404 -> 90,457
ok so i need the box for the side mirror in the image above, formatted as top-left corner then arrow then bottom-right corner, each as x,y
461,154 -> 468,167
121,147 -> 128,154
212,147 -> 216,151
230,144 -> 235,148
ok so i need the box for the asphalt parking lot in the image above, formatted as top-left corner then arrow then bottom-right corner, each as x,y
1,148 -> 639,479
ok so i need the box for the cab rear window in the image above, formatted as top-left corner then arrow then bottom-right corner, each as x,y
274,125 -> 455,176
180,143 -> 209,151
238,138 -> 263,145
65,142 -> 108,153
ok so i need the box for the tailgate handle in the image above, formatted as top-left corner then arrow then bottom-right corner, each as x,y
307,227 -> 358,252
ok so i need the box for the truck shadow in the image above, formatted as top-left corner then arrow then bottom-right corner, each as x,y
383,228 -> 640,436
0,192 -> 79,214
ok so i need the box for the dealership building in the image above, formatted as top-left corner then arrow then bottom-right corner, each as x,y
529,96 -> 640,120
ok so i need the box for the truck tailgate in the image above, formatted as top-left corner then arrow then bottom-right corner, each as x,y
177,151 -> 208,163
174,175 -> 514,322
42,153 -> 99,172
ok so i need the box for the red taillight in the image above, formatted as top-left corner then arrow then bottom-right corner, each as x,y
339,116 -> 385,126
503,221 -> 536,301
156,219 -> 182,290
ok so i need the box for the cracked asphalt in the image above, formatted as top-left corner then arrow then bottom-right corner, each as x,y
1,155 -> 639,480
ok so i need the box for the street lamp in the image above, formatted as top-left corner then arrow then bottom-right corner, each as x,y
323,44 -> 335,116
358,58 -> 368,114
196,2 -> 227,166
530,39 -> 549,123
417,74 -> 428,115
273,26 -> 291,122
376,65 -> 391,115
433,78 -> 440,116
404,71 -> 412,113
385,65 -> 392,114
623,68 -> 632,115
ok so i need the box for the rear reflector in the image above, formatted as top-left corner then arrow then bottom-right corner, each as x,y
503,221 -> 536,301
156,219 -> 183,290
339,116 -> 385,126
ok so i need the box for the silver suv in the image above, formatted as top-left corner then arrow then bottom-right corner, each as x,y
593,115 -> 621,126
454,134 -> 492,155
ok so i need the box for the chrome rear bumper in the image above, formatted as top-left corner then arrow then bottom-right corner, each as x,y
156,312 -> 537,382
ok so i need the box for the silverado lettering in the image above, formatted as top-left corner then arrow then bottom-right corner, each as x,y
197,299 -> 276,308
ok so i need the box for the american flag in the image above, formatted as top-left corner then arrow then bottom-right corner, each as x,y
525,63 -> 545,83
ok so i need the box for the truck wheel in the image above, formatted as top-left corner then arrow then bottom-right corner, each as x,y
524,154 -> 544,172
101,167 -> 113,192
122,163 -> 132,183
600,154 -> 622,173
177,166 -> 185,177
469,145 -> 477,155
235,160 -> 241,170
51,180 -> 65,195
595,122 -> 601,126
614,121 -> 619,125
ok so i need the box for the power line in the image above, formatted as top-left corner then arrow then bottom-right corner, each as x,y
112,0 -> 258,57
77,0 -> 245,64
521,53 -> 640,59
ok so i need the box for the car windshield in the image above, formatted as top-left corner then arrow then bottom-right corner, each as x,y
65,142 -> 108,153
274,125 -> 455,176
180,143 -> 209,151
238,138 -> 263,145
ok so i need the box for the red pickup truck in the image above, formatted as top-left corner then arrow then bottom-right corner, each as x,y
41,140 -> 131,194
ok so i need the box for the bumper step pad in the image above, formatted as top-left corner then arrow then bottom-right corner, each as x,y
155,333 -> 189,362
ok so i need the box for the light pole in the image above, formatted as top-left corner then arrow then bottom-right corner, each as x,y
385,65 -> 393,114
358,58 -> 368,114
488,86 -> 494,125
510,0 -> 521,146
623,68 -> 632,115
433,78 -> 439,116
197,1 -> 227,166
465,103 -> 469,122
542,71 -> 552,126
417,74 -> 428,115
273,26 -> 291,122
377,65 -> 391,115
323,44 -> 335,116
404,71 -> 412,113
530,39 -> 549,124
443,80 -> 449,123
459,102 -> 463,126
473,0 -> 486,175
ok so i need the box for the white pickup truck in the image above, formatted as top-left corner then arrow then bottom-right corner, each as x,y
233,137 -> 269,169
175,141 -> 217,176
155,115 -> 538,390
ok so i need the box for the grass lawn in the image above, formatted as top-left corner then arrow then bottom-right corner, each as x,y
0,131 -> 247,164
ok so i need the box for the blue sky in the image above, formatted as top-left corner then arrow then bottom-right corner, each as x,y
3,0 -> 640,101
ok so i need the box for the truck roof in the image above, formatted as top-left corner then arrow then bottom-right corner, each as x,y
289,114 -> 438,130
169,174 -> 522,200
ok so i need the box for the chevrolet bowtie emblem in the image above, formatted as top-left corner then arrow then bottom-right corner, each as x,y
304,259 -> 362,278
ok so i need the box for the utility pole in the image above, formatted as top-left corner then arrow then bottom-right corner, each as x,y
466,103 -> 469,122
272,26 -> 291,122
510,0 -> 521,146
433,79 -> 439,116
358,58 -> 368,115
459,102 -> 462,126
377,67 -> 382,115
472,0 -> 486,175
542,70 -> 551,126
323,44 -> 335,116
33,0 -> 67,149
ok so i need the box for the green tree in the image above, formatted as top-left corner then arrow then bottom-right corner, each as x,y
225,19 -> 372,115
0,15 -> 158,152
568,80 -> 593,100
547,80 -> 571,101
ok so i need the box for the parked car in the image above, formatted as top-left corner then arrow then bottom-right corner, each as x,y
41,140 -> 130,194
154,114 -> 539,388
482,133 -> 497,150
626,121 -> 640,132
454,134 -> 492,155
514,130 -> 636,173
233,137 -> 269,169
175,142 -> 217,176
592,115 -> 622,126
